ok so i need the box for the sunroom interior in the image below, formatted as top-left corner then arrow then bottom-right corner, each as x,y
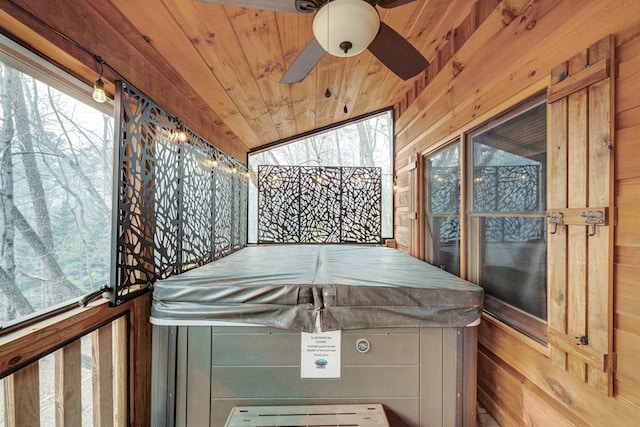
0,0 -> 640,426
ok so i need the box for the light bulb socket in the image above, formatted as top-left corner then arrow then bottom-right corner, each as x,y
340,41 -> 353,54
92,79 -> 107,103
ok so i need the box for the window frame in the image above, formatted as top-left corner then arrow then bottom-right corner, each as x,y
0,34 -> 114,332
423,140 -> 461,276
465,95 -> 548,343
247,108 -> 395,243
421,93 -> 549,344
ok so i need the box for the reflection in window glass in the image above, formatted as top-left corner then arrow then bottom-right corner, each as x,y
468,101 -> 547,325
0,57 -> 113,325
424,143 -> 460,276
475,216 -> 547,318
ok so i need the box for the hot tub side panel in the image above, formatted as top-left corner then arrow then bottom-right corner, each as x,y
151,325 -> 478,427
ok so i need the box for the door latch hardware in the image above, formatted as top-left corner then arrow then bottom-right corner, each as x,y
575,335 -> 588,346
547,211 -> 564,234
581,210 -> 605,236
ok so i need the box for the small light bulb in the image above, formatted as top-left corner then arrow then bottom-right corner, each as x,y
92,79 -> 106,103
177,129 -> 188,142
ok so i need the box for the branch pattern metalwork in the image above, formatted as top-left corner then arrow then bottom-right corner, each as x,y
257,165 -> 381,244
112,82 -> 247,304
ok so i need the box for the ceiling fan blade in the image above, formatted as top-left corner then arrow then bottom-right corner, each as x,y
376,0 -> 418,9
367,22 -> 429,80
280,38 -> 325,84
196,0 -> 302,13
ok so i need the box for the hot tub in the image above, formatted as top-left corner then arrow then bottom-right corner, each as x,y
150,245 -> 483,427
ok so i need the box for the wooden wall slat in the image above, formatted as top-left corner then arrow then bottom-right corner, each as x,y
613,329 -> 640,405
615,263 -> 640,320
565,48 -> 589,382
548,61 -> 569,371
477,349 -> 524,424
92,323 -> 114,427
4,361 -> 40,426
615,125 -> 640,182
55,340 -> 82,426
587,35 -> 616,394
522,384 -> 577,427
129,292 -> 153,427
113,316 -> 128,427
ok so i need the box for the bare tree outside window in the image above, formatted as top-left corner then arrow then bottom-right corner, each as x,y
0,62 -> 113,324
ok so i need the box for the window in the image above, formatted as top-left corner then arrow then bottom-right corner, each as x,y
248,110 -> 393,243
423,96 -> 547,342
0,36 -> 113,327
467,98 -> 547,341
424,142 -> 460,276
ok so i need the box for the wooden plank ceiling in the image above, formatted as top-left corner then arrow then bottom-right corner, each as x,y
96,0 -> 484,151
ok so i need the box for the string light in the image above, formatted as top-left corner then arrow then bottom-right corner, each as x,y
92,56 -> 107,103
176,125 -> 188,142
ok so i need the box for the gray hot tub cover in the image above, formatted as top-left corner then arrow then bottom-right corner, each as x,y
150,245 -> 484,331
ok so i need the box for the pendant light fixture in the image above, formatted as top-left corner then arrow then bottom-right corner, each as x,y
92,56 -> 107,103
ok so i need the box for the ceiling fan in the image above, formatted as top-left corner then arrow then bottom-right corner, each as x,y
198,0 -> 430,84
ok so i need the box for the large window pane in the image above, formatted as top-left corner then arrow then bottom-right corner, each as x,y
0,47 -> 113,325
468,98 -> 547,339
248,110 -> 393,242
424,143 -> 460,276
475,216 -> 547,319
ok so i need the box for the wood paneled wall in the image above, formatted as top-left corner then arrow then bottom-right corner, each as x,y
394,0 -> 640,425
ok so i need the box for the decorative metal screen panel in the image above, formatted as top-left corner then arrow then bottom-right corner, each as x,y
112,82 -> 248,304
257,165 -> 382,244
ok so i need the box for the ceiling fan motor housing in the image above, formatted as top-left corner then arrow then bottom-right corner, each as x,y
312,0 -> 381,57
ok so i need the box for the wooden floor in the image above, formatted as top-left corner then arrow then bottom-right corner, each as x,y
477,402 -> 501,427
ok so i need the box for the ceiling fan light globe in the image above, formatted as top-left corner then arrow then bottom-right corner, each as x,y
312,0 -> 380,57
